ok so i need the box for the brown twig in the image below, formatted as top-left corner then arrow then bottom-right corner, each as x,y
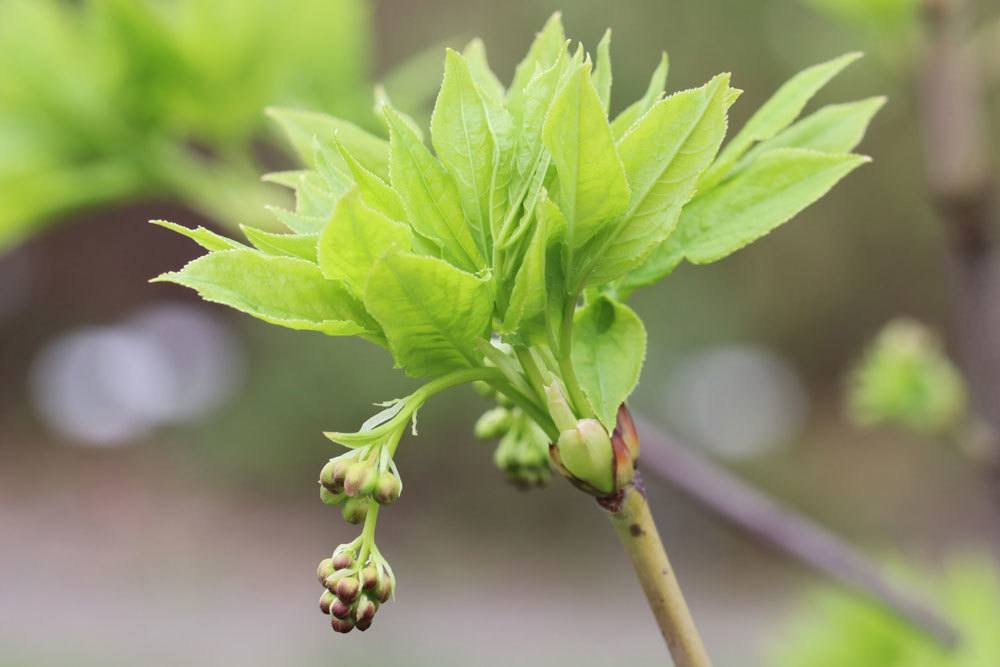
919,0 -> 1000,435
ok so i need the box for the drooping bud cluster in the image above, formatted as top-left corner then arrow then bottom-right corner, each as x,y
545,382 -> 640,498
319,445 -> 403,522
474,406 -> 551,488
316,541 -> 396,633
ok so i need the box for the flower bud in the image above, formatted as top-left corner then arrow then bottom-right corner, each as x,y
336,576 -> 360,603
344,462 -> 377,497
317,558 -> 335,584
319,590 -> 336,615
614,403 -> 640,464
320,485 -> 345,506
332,552 -> 354,571
330,597 -> 353,619
331,616 -> 355,634
341,497 -> 369,524
373,471 -> 402,505
361,564 -> 379,590
553,419 -> 614,495
324,569 -> 350,593
355,596 -> 377,624
319,459 -> 340,491
374,570 -> 395,603
474,407 -> 512,439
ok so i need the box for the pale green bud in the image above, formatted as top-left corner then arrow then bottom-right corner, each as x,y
373,472 -> 402,505
344,462 -> 377,497
319,486 -> 345,506
319,589 -> 336,615
317,558 -> 335,584
474,407 -> 513,439
554,419 -> 614,495
341,497 -> 369,524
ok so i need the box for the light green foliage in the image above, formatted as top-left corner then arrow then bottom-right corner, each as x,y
318,190 -> 412,292
0,0 -> 373,249
543,63 -> 631,258
156,13 -> 877,507
624,51 -> 877,289
154,250 -> 375,338
847,319 -> 968,436
773,557 -> 1000,667
364,253 -> 493,377
572,297 -> 647,430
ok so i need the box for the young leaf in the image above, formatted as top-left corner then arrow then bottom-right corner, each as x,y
583,74 -> 732,286
318,189 -> 412,293
592,29 -> 612,113
364,252 -> 493,377
430,49 -> 497,255
462,38 -> 505,101
241,226 -> 318,262
502,196 -> 559,341
611,52 -> 669,140
508,12 -> 566,105
736,96 -> 885,168
152,249 -> 376,338
334,140 -> 409,223
698,52 -> 863,190
384,105 -> 485,273
543,64 -> 630,254
658,148 -> 871,271
571,296 -> 646,430
151,220 -> 244,251
267,107 -> 390,180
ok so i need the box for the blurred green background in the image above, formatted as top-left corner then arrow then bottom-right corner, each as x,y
1,0 -> 998,665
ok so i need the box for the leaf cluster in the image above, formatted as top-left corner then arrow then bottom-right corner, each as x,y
158,13 -> 880,435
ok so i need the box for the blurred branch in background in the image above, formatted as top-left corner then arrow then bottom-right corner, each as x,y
919,0 -> 1000,439
634,415 -> 960,647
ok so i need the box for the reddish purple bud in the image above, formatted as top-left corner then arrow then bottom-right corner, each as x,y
331,617 -> 355,634
330,598 -> 352,619
317,558 -> 334,584
319,590 -> 335,615
361,565 -> 378,590
332,552 -> 354,571
615,404 -> 640,463
336,576 -> 360,603
355,596 -> 377,623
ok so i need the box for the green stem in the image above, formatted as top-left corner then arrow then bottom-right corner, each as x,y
557,295 -> 594,418
358,503 -> 381,564
515,346 -> 548,404
608,485 -> 712,667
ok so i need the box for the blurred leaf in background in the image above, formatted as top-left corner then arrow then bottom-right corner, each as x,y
772,556 -> 1000,667
0,0 -> 373,249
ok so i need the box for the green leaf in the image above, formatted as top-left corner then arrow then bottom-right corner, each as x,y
572,296 -> 646,429
334,140 -> 409,222
153,249 -> 376,338
699,52 -> 863,190
501,195 -> 561,341
364,252 -> 493,377
584,74 -> 732,286
672,148 -> 870,266
241,226 -> 318,262
431,49 -> 497,255
462,38 -> 505,101
267,107 -> 390,180
611,52 -> 669,140
508,12 -> 566,105
509,49 -> 569,180
592,29 -> 612,113
543,64 -> 630,254
384,105 -> 485,272
151,219 -> 244,252
318,189 -> 412,293
736,96 -> 885,168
